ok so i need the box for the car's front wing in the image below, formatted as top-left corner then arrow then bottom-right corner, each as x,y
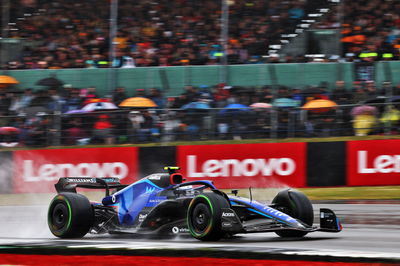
221,207 -> 342,234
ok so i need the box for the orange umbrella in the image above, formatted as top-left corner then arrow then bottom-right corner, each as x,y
119,97 -> 157,108
0,75 -> 19,85
302,99 -> 337,112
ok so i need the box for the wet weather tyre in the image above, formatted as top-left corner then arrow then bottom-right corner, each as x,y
187,192 -> 229,241
48,193 -> 94,238
272,189 -> 313,238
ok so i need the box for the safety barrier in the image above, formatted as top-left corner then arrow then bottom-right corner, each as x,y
3,138 -> 400,194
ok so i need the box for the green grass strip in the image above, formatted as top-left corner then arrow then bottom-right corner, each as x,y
298,186 -> 400,200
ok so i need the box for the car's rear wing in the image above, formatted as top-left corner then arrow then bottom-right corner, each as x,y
55,177 -> 127,196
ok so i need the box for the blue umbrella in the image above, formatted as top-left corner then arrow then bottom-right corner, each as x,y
272,98 -> 300,108
182,101 -> 210,110
219,103 -> 250,114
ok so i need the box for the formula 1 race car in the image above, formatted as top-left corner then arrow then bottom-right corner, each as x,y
48,167 -> 342,241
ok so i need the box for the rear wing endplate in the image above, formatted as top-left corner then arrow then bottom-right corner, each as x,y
55,177 -> 126,196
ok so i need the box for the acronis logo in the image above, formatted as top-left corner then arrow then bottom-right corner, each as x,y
145,186 -> 156,194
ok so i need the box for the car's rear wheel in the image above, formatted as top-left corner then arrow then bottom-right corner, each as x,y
48,193 -> 94,238
272,189 -> 314,238
187,192 -> 229,241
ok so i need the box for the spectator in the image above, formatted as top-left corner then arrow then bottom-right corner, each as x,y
20,89 -> 34,109
112,87 -> 128,106
331,80 -> 353,105
92,114 -> 114,145
0,94 -> 12,115
148,88 -> 166,108
26,114 -> 51,146
135,89 -> 147,98
379,105 -> 400,133
64,118 -> 88,145
353,108 -> 378,136
138,110 -> 160,142
64,88 -> 83,112
29,90 -> 52,108
213,84 -> 231,108
351,81 -> 368,104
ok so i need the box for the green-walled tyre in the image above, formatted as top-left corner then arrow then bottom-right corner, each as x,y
48,193 -> 94,238
187,192 -> 230,241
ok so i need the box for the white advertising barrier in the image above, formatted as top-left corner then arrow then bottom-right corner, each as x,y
348,139 -> 400,186
177,143 -> 306,188
13,147 -> 138,193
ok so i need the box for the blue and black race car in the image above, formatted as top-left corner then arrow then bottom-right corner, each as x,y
48,167 -> 342,241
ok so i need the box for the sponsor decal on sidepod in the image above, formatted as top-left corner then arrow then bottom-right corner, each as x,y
172,227 -> 190,234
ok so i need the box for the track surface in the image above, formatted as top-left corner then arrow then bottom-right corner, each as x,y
0,203 -> 399,260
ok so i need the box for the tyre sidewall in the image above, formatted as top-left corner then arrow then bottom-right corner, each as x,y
48,192 -> 93,238
272,189 -> 313,237
187,192 -> 229,241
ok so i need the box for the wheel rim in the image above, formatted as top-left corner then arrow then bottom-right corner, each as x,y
191,203 -> 211,233
51,203 -> 69,230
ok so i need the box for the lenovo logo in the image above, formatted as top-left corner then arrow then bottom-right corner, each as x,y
358,150 -> 400,174
22,160 -> 129,182
187,155 -> 296,178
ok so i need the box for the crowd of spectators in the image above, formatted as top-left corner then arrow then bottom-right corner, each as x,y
1,80 -> 400,147
3,0 -> 399,69
315,0 -> 400,61
3,0 -> 343,70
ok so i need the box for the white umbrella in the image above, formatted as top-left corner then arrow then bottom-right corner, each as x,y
81,102 -> 118,111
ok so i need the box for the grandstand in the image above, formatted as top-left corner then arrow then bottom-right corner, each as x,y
2,0 -> 398,68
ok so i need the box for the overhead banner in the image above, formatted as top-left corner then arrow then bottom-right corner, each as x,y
13,147 -> 138,193
177,143 -> 306,188
348,139 -> 400,186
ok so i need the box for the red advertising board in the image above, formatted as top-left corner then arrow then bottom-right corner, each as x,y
177,143 -> 306,188
348,139 -> 400,186
13,147 -> 138,193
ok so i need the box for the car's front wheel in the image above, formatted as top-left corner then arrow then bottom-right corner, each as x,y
187,192 -> 229,241
48,192 -> 94,238
272,189 -> 314,238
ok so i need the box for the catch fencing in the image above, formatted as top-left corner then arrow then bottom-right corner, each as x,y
0,103 -> 398,148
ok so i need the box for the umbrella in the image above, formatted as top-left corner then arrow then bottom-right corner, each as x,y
65,109 -> 90,114
36,77 -> 64,87
0,75 -> 19,85
272,98 -> 300,108
182,101 -> 210,110
302,99 -> 337,112
250,102 -> 272,109
83,98 -> 110,105
351,105 -> 377,117
81,102 -> 118,111
219,103 -> 250,114
0,127 -> 20,134
119,97 -> 157,108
